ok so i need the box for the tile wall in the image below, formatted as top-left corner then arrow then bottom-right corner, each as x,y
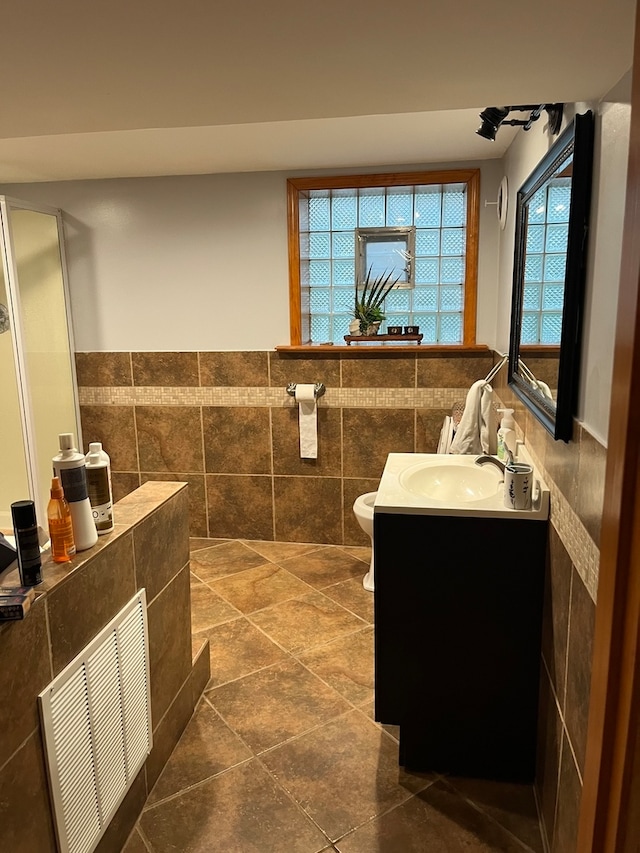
76,350 -> 494,545
492,360 -> 605,853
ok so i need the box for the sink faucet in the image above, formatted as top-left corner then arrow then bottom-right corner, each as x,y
475,450 -> 514,474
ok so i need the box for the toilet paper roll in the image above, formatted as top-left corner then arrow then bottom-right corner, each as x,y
295,384 -> 318,459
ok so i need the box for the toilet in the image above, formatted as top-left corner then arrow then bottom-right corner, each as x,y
353,491 -> 377,591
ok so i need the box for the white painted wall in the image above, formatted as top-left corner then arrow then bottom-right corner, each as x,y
496,83 -> 631,443
0,160 -> 503,352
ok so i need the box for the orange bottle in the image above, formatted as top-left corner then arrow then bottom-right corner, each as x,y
47,477 -> 76,563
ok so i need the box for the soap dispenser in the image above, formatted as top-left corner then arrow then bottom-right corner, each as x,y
497,409 -> 516,462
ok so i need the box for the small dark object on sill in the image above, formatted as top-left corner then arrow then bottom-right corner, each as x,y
404,325 -> 420,335
344,333 -> 424,345
387,326 -> 403,335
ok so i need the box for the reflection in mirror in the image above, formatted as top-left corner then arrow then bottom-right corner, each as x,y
508,111 -> 595,441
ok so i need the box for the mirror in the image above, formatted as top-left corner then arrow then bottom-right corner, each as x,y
508,111 -> 595,441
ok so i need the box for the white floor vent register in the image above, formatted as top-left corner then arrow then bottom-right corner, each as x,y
39,590 -> 153,853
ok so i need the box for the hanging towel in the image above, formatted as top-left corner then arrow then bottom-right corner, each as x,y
437,415 -> 455,454
449,380 -> 493,455
535,379 -> 554,401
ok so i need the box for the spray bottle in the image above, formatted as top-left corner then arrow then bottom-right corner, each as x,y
47,477 -> 76,563
52,433 -> 98,551
497,408 -> 516,462
85,442 -> 114,535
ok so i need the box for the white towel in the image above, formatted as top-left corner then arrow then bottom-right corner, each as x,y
535,379 -> 554,401
449,380 -> 493,455
437,415 -> 455,454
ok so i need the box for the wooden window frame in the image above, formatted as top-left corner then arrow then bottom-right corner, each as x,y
286,169 -> 480,349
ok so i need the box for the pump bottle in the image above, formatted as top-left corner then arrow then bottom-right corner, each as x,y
52,433 -> 98,551
497,408 -> 516,462
85,442 -> 114,534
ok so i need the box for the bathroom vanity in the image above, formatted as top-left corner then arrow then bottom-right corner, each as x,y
373,453 -> 549,782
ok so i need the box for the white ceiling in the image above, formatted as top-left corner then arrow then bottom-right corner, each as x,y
0,0 -> 635,182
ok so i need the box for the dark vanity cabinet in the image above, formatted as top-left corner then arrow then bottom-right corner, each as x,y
374,511 -> 548,782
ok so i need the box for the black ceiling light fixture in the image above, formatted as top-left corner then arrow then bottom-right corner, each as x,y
476,104 -> 564,141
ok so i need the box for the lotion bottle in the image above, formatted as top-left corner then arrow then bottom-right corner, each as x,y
85,442 -> 114,534
497,408 -> 516,462
52,433 -> 98,551
47,477 -> 76,563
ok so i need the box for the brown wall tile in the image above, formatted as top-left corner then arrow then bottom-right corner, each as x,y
541,528 -> 572,701
146,669 -> 195,794
272,407 -> 342,476
203,407 -> 271,474
207,475 -> 274,540
417,355 -> 493,388
133,486 -> 190,602
94,767 -> 147,853
535,670 -> 562,849
269,353 -> 341,388
141,473 -> 207,537
564,570 -> 596,776
136,406 -> 204,472
274,476 -> 342,544
343,409 -> 415,478
80,405 -> 138,470
0,731 -> 57,853
524,356 -> 560,389
47,532 -> 137,674
199,352 -> 269,386
343,478 -> 380,546
75,352 -> 132,387
541,418 -> 581,507
341,355 -> 415,388
0,598 -> 51,768
416,408 -> 450,453
191,638 -> 211,706
111,472 -> 141,503
147,566 -> 193,723
552,735 -> 582,853
575,426 -> 606,548
132,352 -> 199,387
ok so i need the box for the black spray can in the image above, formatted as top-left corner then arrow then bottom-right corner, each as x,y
10,500 -> 42,586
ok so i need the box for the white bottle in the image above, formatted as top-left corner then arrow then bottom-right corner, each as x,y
85,442 -> 114,535
497,409 -> 516,462
52,433 -> 99,551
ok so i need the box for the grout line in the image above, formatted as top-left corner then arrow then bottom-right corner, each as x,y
43,598 -> 55,681
269,407 -> 277,541
0,725 -> 40,775
533,781 -> 551,853
135,824 -> 155,852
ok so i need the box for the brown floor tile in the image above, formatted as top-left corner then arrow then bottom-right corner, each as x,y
322,578 -> 374,623
339,546 -> 372,564
279,546 -> 368,589
147,699 -> 252,804
335,779 -> 530,852
242,540 -> 323,562
190,537 -> 229,552
298,627 -> 374,705
190,541 -> 269,582
121,828 -> 148,853
210,562 -> 314,614
190,581 -> 240,632
208,659 -> 350,753
262,710 -> 432,841
140,759 -> 328,853
195,617 -> 289,688
359,700 -> 400,742
446,776 -> 543,852
250,591 -> 366,655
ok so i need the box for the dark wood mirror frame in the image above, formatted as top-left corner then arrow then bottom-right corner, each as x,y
508,111 -> 595,441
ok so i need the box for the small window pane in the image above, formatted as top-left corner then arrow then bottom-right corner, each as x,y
331,193 -> 357,229
440,257 -> 464,284
542,285 -> 565,311
524,285 -> 541,310
358,189 -> 385,226
332,260 -> 355,286
415,258 -> 439,284
300,260 -> 310,286
442,185 -> 466,227
332,232 -> 354,258
441,228 -> 465,255
544,254 -> 566,282
311,315 -> 330,342
385,313 -> 410,328
309,195 -> 330,230
385,288 -> 410,311
414,314 -> 437,343
386,187 -> 413,225
439,286 -> 463,312
416,229 -> 440,256
332,314 -> 351,343
332,289 -> 354,312
413,286 -> 438,311
310,288 -> 330,312
439,314 -> 462,343
547,184 -> 571,223
521,313 -> 540,343
524,254 -> 543,282
526,225 -> 545,253
528,188 -> 547,224
415,187 -> 442,227
309,233 -> 330,258
309,260 -> 330,285
545,224 -> 568,253
541,312 -> 563,343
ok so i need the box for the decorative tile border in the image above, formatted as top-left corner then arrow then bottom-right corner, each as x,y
78,386 -> 468,409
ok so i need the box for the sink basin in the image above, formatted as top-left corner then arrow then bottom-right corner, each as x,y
399,461 -> 502,503
375,452 -> 550,520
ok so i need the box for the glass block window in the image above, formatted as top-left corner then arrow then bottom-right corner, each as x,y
288,173 -> 477,345
522,177 -> 571,344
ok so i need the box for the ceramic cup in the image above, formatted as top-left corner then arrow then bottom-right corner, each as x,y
504,463 -> 538,510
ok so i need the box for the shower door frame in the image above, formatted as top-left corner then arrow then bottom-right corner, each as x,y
0,195 -> 82,526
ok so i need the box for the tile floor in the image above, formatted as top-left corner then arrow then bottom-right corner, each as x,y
126,538 -> 544,852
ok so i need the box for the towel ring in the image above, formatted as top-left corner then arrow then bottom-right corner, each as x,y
286,382 -> 325,398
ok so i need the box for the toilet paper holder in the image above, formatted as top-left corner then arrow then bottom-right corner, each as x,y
286,382 -> 325,398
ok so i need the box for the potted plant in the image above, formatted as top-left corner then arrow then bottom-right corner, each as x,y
350,268 -> 401,335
